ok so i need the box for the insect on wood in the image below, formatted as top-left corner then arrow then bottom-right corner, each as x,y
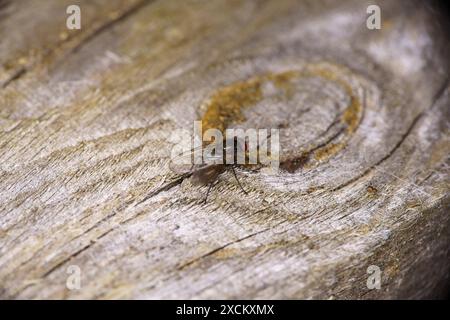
170,134 -> 273,203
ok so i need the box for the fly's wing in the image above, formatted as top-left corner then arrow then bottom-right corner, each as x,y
190,164 -> 226,186
168,144 -> 204,174
169,140 -> 225,173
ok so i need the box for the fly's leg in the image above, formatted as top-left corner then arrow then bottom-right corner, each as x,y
203,182 -> 215,204
231,166 -> 248,195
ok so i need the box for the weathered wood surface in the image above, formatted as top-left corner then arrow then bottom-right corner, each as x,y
0,0 -> 449,299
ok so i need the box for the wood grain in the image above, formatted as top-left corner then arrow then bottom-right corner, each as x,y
0,0 -> 449,299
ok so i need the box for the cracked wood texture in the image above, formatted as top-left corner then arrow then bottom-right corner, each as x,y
0,0 -> 449,299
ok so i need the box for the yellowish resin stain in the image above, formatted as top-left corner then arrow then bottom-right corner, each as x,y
202,78 -> 263,134
200,63 -> 364,170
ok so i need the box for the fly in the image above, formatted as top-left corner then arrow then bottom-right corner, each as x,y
170,136 -> 249,203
